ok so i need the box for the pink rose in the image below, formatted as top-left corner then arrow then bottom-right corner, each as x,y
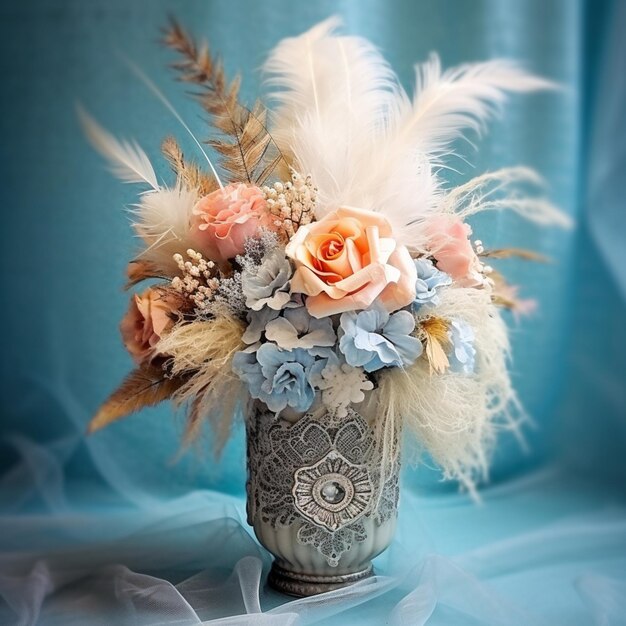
120,288 -> 179,366
192,183 -> 270,262
426,216 -> 481,286
286,206 -> 417,318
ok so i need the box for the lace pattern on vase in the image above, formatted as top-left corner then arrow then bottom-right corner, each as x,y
246,403 -> 400,566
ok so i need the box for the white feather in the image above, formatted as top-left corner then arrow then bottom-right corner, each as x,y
264,17 -> 401,214
131,184 -> 198,276
373,57 -> 557,248
393,54 -> 557,160
265,23 -> 557,249
78,106 -> 159,190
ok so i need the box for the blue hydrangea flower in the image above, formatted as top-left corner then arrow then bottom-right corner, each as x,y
412,258 -> 452,310
264,307 -> 336,356
232,344 -> 321,413
241,306 -> 280,345
448,319 -> 476,374
338,307 -> 423,373
241,294 -> 304,345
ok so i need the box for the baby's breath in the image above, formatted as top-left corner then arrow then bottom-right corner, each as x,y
262,169 -> 317,241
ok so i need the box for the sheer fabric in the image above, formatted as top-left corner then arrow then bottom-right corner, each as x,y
1,0 -> 625,624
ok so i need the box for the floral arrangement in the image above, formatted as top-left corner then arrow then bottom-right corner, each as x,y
86,18 -> 568,492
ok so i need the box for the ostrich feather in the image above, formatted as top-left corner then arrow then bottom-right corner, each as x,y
264,17 -> 401,213
393,54 -> 557,160
265,22 -> 557,249
78,106 -> 159,190
374,58 -> 557,248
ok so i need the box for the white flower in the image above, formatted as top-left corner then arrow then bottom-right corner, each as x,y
312,362 -> 374,418
265,308 -> 336,356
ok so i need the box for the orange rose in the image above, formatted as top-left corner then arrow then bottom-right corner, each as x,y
120,288 -> 179,366
285,207 -> 416,318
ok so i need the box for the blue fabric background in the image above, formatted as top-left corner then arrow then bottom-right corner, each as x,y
0,1 -> 625,624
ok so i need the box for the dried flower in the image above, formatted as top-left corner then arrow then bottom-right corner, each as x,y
448,319 -> 476,374
170,249 -> 219,314
232,344 -> 322,413
120,287 -> 181,366
413,258 -> 452,310
425,216 -> 483,287
264,307 -> 336,355
311,362 -> 374,418
262,170 -> 316,241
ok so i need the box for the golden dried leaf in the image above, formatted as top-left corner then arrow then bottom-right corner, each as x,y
480,247 -> 548,262
125,260 -> 165,289
162,18 -> 287,184
419,317 -> 451,374
88,367 -> 184,433
161,136 -> 217,195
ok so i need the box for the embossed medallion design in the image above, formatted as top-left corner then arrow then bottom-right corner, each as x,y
293,450 -> 373,531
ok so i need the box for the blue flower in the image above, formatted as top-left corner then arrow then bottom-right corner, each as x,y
233,344 -> 321,413
241,306 -> 280,345
448,319 -> 476,374
264,307 -> 336,356
241,294 -> 304,345
412,258 -> 452,310
338,307 -> 423,373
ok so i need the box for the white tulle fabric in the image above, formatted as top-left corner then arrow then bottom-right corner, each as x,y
1,435 -> 626,626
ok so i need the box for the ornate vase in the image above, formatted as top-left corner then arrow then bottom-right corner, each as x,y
245,400 -> 401,597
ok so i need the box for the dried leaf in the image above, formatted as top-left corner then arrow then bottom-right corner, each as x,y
420,317 -> 451,374
161,136 -> 217,195
489,270 -> 537,315
480,247 -> 548,262
88,367 -> 184,433
162,18 -> 286,184
125,260 -> 166,289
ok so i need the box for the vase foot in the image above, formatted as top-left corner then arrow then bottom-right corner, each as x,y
268,562 -> 374,597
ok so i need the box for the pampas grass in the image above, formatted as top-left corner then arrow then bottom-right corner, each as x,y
442,166 -> 572,228
379,287 -> 524,495
157,315 -> 247,454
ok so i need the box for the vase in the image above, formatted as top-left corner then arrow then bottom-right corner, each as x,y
245,400 -> 401,597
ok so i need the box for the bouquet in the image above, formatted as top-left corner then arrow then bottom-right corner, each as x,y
86,18 -> 568,494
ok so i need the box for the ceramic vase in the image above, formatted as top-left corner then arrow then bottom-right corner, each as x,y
245,400 -> 400,597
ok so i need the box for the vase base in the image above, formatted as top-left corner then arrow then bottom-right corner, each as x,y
268,562 -> 374,597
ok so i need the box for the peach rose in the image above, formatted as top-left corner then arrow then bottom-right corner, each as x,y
426,216 -> 481,286
286,206 -> 417,318
120,288 -> 179,366
192,183 -> 270,263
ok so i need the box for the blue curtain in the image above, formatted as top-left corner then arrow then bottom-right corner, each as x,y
1,0 -> 625,623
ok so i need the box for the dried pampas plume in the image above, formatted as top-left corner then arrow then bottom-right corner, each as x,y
379,288 -> 523,495
441,166 -> 572,228
157,315 -> 247,453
